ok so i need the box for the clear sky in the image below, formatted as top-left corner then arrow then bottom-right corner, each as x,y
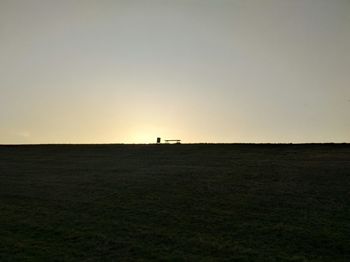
1,0 -> 349,144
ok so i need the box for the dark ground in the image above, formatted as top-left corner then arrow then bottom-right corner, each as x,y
0,144 -> 349,261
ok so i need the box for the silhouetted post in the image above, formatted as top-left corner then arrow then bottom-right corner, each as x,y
157,137 -> 161,144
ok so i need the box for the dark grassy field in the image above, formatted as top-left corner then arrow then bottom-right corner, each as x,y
0,144 -> 349,261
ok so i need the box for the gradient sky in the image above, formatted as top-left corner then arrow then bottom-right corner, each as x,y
1,0 -> 349,144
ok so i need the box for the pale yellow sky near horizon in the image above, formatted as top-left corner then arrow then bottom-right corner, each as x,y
0,0 -> 349,144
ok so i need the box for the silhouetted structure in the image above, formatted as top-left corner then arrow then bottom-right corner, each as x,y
157,137 -> 161,144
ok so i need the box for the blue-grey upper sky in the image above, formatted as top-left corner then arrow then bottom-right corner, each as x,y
1,0 -> 349,144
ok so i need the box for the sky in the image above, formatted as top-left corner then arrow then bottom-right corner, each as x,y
0,0 -> 349,144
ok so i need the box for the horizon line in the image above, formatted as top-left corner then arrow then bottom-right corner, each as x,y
1,142 -> 349,146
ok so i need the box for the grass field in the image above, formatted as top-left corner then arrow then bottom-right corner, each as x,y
0,144 -> 349,261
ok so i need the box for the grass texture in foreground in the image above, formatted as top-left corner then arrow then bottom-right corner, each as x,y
0,144 -> 349,261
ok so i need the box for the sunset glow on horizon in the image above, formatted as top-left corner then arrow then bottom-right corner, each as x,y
1,0 -> 349,144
